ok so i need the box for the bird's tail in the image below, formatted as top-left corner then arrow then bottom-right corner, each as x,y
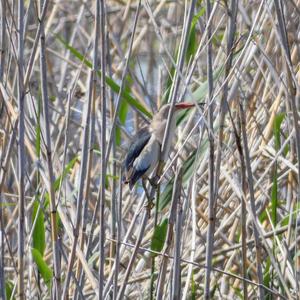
122,175 -> 134,191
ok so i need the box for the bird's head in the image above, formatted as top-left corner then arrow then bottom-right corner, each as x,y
154,102 -> 195,121
150,102 -> 195,142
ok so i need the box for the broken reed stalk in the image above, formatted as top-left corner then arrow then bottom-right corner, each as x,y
39,0 -> 61,296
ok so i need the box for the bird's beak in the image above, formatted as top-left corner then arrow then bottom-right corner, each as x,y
174,102 -> 195,110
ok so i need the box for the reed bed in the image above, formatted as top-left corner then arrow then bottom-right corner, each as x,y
0,0 -> 300,299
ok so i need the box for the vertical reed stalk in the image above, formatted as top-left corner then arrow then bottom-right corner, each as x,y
204,0 -> 215,298
0,0 -> 6,81
0,193 -> 5,299
238,102 -> 264,299
116,208 -> 150,300
0,121 -> 17,300
39,0 -> 61,296
23,0 -> 49,91
274,1 -> 300,293
104,0 -> 141,164
0,2 -> 5,214
99,0 -> 107,298
212,0 -> 239,296
74,50 -> 97,300
117,1 -> 196,298
156,167 -> 183,299
161,0 -> 196,160
170,167 -> 183,300
17,0 -> 25,298
228,105 -> 248,299
62,1 -> 101,296
238,119 -> 248,300
113,172 -> 123,300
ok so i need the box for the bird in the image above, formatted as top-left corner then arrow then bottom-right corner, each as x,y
122,102 -> 195,190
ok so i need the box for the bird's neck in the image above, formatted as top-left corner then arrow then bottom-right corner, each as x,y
151,117 -> 176,145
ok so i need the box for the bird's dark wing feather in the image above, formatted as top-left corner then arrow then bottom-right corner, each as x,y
128,139 -> 160,190
123,127 -> 151,183
128,168 -> 148,190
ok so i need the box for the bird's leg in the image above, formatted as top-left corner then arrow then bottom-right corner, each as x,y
148,175 -> 159,188
142,179 -> 154,212
142,178 -> 151,200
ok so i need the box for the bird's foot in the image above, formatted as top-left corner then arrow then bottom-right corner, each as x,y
142,179 -> 155,217
144,199 -> 154,217
144,199 -> 154,210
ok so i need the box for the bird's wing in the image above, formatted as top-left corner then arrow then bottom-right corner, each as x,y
123,127 -> 151,182
128,138 -> 160,189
